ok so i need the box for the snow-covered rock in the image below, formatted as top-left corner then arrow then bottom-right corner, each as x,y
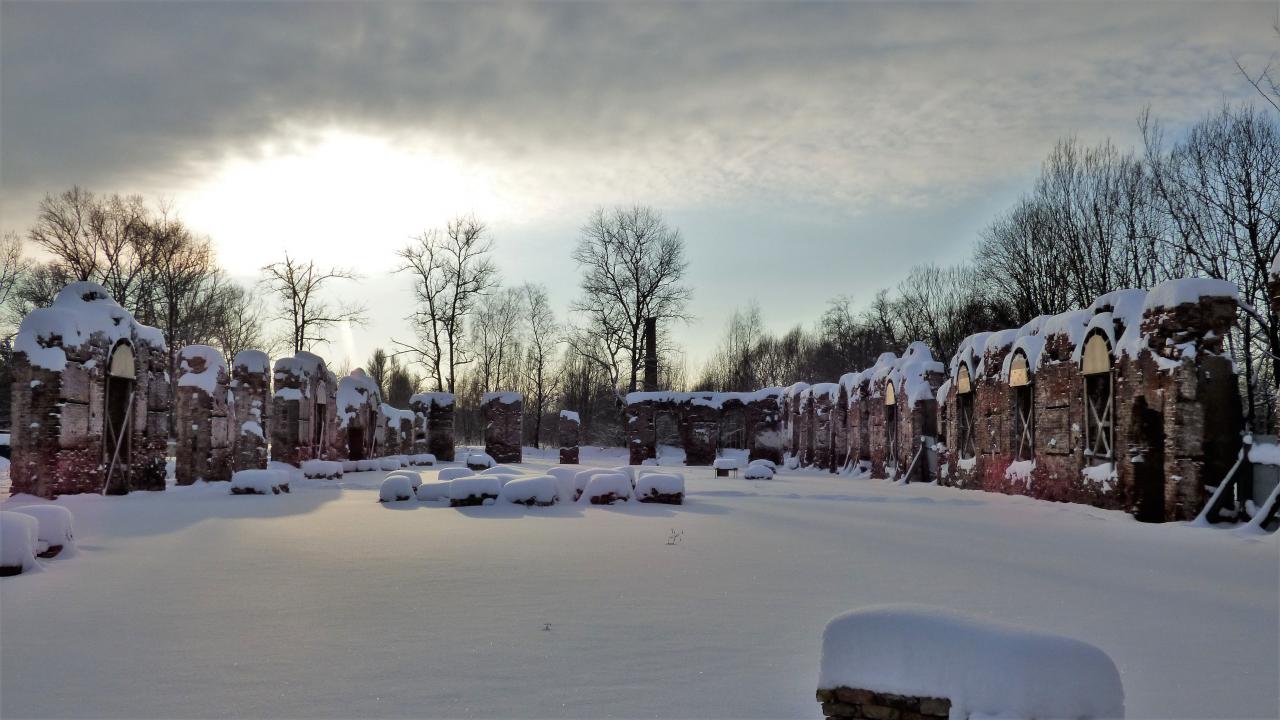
819,605 -> 1124,720
301,459 -> 343,480
500,475 -> 559,506
580,472 -> 633,505
415,481 -> 451,502
379,475 -> 415,503
438,467 -> 475,482
747,458 -> 777,471
744,464 -> 775,480
545,466 -> 581,500
230,470 -> 289,495
10,505 -> 75,558
379,457 -> 403,471
478,466 -> 525,477
341,460 -> 359,473
572,468 -> 618,501
635,473 -> 684,504
355,459 -> 382,472
449,476 -> 501,506
0,511 -> 42,575
410,453 -> 437,466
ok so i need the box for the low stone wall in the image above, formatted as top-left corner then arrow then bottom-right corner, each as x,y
817,687 -> 950,720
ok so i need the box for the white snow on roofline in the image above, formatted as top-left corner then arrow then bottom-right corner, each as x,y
14,282 -> 166,371
410,392 -> 455,407
1142,277 -> 1237,311
481,391 -> 523,405
176,345 -> 227,395
819,605 -> 1124,720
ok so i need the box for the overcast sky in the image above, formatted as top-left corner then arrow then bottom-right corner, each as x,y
1,1 -> 1275,374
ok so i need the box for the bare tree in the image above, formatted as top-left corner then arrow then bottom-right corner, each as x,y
366,348 -> 390,398
209,282 -> 270,361
570,205 -> 691,402
394,215 -> 499,393
261,253 -> 366,354
0,232 -> 30,336
520,283 -> 561,447
470,287 -> 524,393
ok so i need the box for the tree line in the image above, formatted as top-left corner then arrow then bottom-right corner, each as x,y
695,100 -> 1279,433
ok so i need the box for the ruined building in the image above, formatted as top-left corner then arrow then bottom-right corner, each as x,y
270,352 -> 340,466
10,282 -> 169,497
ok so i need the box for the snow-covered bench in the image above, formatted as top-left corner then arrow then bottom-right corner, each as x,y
818,605 -> 1123,720
713,457 -> 740,477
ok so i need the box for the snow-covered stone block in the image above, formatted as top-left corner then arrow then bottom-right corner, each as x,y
636,472 -> 684,504
818,605 -> 1124,720
572,468 -> 616,501
379,475 -> 415,503
10,505 -> 75,558
744,464 -> 775,480
410,453 -> 436,466
355,459 -> 381,472
500,475 -> 559,507
379,456 -> 403,471
580,472 -> 633,505
438,467 -> 474,482
230,469 -> 289,495
385,469 -> 423,491
465,451 -> 496,471
449,476 -> 501,507
301,459 -> 343,480
546,466 -> 580,501
415,480 -> 451,501
1,511 -> 42,575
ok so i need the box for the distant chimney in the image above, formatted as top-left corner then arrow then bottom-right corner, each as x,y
643,317 -> 658,391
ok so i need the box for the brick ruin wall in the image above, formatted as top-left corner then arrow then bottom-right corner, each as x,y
174,346 -> 233,485
412,394 -> 456,462
10,284 -> 169,498
482,394 -> 523,464
230,351 -> 271,471
558,412 -> 580,464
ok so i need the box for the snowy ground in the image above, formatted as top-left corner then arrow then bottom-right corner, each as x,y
2,447 -> 1276,719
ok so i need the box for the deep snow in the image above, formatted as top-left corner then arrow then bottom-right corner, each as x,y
1,446 -> 1276,719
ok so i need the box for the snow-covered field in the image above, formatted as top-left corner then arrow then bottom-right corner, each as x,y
2,447 -> 1276,719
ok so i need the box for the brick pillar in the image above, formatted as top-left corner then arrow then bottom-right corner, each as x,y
230,350 -> 270,471
175,345 -> 232,485
627,400 -> 657,465
679,402 -> 719,466
482,392 -> 523,463
558,410 -> 581,464
746,391 -> 784,464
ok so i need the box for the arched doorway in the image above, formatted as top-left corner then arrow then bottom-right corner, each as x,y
884,383 -> 899,473
103,342 -> 135,495
1132,397 -> 1166,522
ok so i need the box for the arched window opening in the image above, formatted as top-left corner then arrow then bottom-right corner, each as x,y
1010,351 -> 1034,462
103,342 -> 136,494
956,364 -> 976,460
884,383 -> 898,468
1082,332 -> 1114,464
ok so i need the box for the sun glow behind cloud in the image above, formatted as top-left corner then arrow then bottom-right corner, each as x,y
180,129 -> 526,275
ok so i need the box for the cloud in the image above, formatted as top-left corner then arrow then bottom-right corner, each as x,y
2,1 -> 1271,224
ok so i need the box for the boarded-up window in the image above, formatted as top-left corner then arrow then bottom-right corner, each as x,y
1082,332 -> 1113,463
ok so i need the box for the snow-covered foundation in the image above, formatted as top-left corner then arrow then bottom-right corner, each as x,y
270,352 -> 339,466
174,345 -> 233,485
9,282 -> 169,497
481,392 -> 523,464
411,392 -> 455,462
558,410 -> 580,464
818,606 -> 1123,720
230,350 -> 271,472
